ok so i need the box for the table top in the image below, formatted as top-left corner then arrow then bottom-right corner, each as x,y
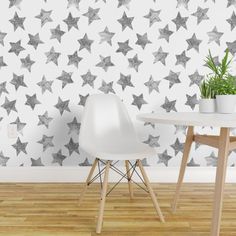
137,112 -> 236,127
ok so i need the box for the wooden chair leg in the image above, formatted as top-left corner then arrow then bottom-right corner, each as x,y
125,160 -> 134,199
137,159 -> 165,223
172,126 -> 194,212
79,158 -> 98,206
96,161 -> 110,234
211,128 -> 230,236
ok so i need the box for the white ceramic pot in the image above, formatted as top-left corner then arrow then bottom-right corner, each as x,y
199,99 -> 216,113
216,95 -> 236,113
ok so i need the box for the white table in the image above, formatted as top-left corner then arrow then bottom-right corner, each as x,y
137,112 -> 236,236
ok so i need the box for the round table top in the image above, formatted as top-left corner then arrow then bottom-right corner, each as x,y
137,112 -> 236,128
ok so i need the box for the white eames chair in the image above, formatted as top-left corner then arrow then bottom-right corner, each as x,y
79,94 -> 164,234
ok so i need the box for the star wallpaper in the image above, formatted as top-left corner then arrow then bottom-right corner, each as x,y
0,0 -> 236,167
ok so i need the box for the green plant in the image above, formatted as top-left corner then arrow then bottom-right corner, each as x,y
200,80 -> 215,99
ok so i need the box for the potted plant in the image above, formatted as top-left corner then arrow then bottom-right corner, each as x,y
199,80 -> 215,113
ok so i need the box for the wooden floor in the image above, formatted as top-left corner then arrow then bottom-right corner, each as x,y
0,183 -> 236,235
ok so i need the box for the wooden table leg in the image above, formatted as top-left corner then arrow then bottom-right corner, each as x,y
211,128 -> 230,236
172,126 -> 194,212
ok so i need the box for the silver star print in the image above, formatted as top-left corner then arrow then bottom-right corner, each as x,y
79,158 -> 92,166
0,56 -> 7,69
67,117 -> 80,135
187,158 -> 200,167
50,25 -> 65,43
171,138 -> 184,155
117,73 -> 134,91
132,94 -> 147,110
161,97 -> 177,112
10,73 -> 27,90
81,70 -> 96,88
174,125 -> 187,135
205,152 -> 217,166
144,9 -> 161,26
65,138 -> 79,156
52,150 -> 66,166
96,55 -> 114,72
67,51 -> 82,68
118,0 -> 131,9
153,47 -> 168,65
28,33 -> 43,49
25,94 -> 41,110
56,71 -> 73,88
8,40 -> 25,56
9,0 -> 22,9
164,71 -> 181,88
99,27 -> 115,46
0,151 -> 9,166
1,97 -> 17,114
158,150 -> 172,166
31,157 -> 44,166
11,117 -> 26,135
128,54 -> 143,72
99,80 -> 115,94
37,76 -> 53,94
20,54 -> 35,72
9,12 -> 25,31
118,12 -> 134,31
158,25 -> 173,42
78,34 -> 93,52
144,76 -> 160,94
54,97 -> 70,115
176,0 -> 190,10
186,34 -> 202,52
0,31 -> 7,46
189,70 -> 204,87
36,9 -> 53,27
38,111 -> 53,128
78,94 -> 89,106
207,27 -> 223,46
63,13 -> 79,31
226,40 -> 236,55
116,40 -> 132,56
38,135 -> 54,151
144,135 -> 160,147
45,47 -> 61,65
175,51 -> 190,68
67,0 -> 81,10
12,138 -> 27,156
227,12 -> 236,30
172,12 -> 188,30
192,7 -> 209,24
185,94 -> 198,110
0,82 -> 9,97
227,0 -> 236,8
136,33 -> 151,49
83,7 -> 100,25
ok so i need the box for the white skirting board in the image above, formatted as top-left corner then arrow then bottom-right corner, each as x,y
0,167 -> 236,183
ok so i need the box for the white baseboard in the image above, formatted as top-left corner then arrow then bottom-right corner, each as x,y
0,167 -> 236,183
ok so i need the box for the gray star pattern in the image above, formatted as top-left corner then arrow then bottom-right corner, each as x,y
31,158 -> 44,166
185,94 -> 198,110
227,12 -> 236,30
65,138 -> 79,156
192,7 -> 209,24
36,9 -> 53,27
176,0 -> 190,10
67,117 -> 80,135
226,40 -> 236,55
99,80 -> 115,94
12,138 -> 27,156
174,125 -> 187,135
96,55 -> 114,72
158,25 -> 173,42
67,0 -> 81,10
9,12 -> 25,31
63,13 -> 79,30
141,158 -> 149,166
0,82 -> 9,97
132,94 -> 147,110
9,0 -> 22,9
1,97 -> 17,114
205,152 -> 217,166
78,94 -> 89,106
10,74 -> 27,90
175,51 -> 190,68
164,71 -> 181,88
144,9 -> 161,26
207,27 -> 223,46
20,54 -> 35,72
118,12 -> 134,31
144,76 -> 160,94
136,33 -> 151,49
52,150 -> 66,166
187,158 -> 200,167
227,0 -> 236,8
0,31 -> 7,46
9,40 -> 25,56
117,73 -> 134,90
0,151 -> 9,166
171,138 -> 184,155
28,33 -> 43,49
99,27 -> 115,46
54,97 -> 70,115
81,70 -> 96,88
186,34 -> 202,52
144,135 -> 160,147
83,7 -> 100,25
172,12 -> 188,30
79,158 -> 92,166
38,135 -> 54,151
78,34 -> 93,53
25,94 -> 41,110
116,40 -> 132,56
161,97 -> 177,112
158,150 -> 172,166
50,25 -> 65,43
45,47 -> 61,65
118,0 -> 131,9
189,70 -> 204,87
153,47 -> 168,65
37,76 -> 53,94
0,56 -> 7,69
11,117 -> 26,135
128,54 -> 143,72
68,51 -> 82,68
38,111 -> 53,129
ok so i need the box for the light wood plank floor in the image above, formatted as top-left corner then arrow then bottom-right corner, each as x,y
0,183 -> 236,235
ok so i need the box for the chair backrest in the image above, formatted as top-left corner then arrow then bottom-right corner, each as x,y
79,94 -> 138,153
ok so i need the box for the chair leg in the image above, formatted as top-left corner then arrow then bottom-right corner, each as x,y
79,158 -> 98,206
96,160 -> 110,234
137,159 -> 165,223
125,160 -> 134,199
